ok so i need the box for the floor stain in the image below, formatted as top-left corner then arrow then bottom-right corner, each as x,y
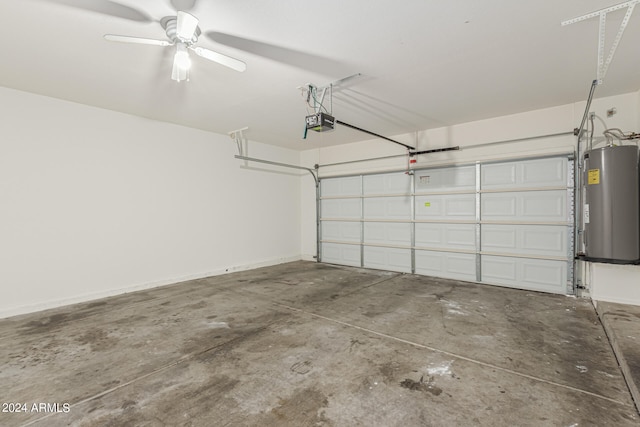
290,360 -> 312,375
400,375 -> 443,396
76,328 -> 118,352
20,313 -> 72,334
188,301 -> 207,310
349,338 -> 365,352
379,361 -> 402,383
120,399 -> 136,410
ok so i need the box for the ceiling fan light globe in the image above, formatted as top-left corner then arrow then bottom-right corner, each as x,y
171,62 -> 189,82
174,43 -> 192,70
175,51 -> 191,70
172,43 -> 191,82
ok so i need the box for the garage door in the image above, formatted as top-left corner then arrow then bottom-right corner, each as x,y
319,155 -> 575,294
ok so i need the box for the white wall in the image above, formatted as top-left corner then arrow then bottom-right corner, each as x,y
0,87 -> 301,318
591,263 -> 640,306
302,91 -> 640,305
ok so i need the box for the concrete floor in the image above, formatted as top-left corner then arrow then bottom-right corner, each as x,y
596,301 -> 640,413
1,261 -> 638,426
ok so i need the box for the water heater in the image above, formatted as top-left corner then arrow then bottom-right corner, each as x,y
583,145 -> 640,263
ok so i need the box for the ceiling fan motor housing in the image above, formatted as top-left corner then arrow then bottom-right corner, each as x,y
161,15 -> 201,44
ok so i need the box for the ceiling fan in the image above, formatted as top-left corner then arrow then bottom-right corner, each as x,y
104,10 -> 246,82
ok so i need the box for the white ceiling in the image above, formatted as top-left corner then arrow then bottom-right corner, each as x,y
1,0 -> 639,150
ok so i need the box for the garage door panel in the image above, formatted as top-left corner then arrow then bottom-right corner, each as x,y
447,198 -> 477,216
416,250 -> 442,271
364,173 -> 411,195
481,255 -> 566,293
415,196 -> 445,218
364,222 -> 411,245
481,157 -> 567,189
522,227 -> 566,255
482,224 -> 568,257
414,224 -> 442,246
322,198 -> 361,219
415,250 -> 476,281
481,191 -> 566,222
447,255 -> 477,279
482,163 -> 516,188
415,194 -> 476,220
521,261 -> 566,289
448,226 -> 477,247
415,223 -> 476,250
364,246 -> 411,273
481,256 -> 517,281
520,191 -> 566,219
364,197 -> 411,220
321,243 -> 361,267
519,158 -> 566,187
321,176 -> 361,197
415,165 -> 476,192
481,196 -> 516,217
321,221 -> 361,243
481,227 -> 516,250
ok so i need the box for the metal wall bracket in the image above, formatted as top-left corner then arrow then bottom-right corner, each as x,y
229,127 -> 249,157
562,0 -> 638,83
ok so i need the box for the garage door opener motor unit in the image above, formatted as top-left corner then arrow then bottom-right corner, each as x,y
306,113 -> 335,132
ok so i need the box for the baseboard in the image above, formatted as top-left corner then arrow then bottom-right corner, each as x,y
0,255 -> 302,319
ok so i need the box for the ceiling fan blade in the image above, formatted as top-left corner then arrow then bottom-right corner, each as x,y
191,47 -> 246,72
49,0 -> 151,22
104,34 -> 172,47
170,0 -> 197,12
176,11 -> 199,40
